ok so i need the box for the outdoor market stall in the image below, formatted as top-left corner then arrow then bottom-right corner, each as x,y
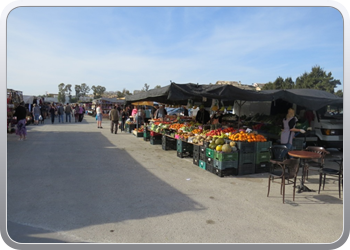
125,83 -> 343,177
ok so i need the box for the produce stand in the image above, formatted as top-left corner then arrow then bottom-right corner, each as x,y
7,89 -> 23,133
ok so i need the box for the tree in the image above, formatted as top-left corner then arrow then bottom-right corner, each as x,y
295,65 -> 341,93
154,85 -> 162,89
142,83 -> 150,91
261,81 -> 275,90
80,83 -> 90,97
58,83 -> 66,103
75,85 -> 82,98
122,88 -> 132,95
335,89 -> 343,97
91,85 -> 106,99
64,84 -> 72,103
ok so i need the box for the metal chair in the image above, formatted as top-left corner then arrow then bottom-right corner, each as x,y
304,146 -> 330,180
267,158 -> 300,203
269,145 -> 289,169
319,159 -> 343,198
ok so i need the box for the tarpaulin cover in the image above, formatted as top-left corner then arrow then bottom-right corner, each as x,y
125,83 -> 343,110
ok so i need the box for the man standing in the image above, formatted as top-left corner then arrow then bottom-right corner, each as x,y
196,105 -> 210,124
109,105 -> 119,134
57,103 -> 64,123
64,103 -> 72,123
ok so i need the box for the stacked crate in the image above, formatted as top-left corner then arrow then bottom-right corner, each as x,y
204,148 -> 215,173
193,144 -> 201,166
236,141 -> 256,175
255,141 -> 272,173
177,140 -> 193,158
150,131 -> 162,145
143,127 -> 150,141
162,135 -> 177,151
127,124 -> 136,133
213,150 -> 239,177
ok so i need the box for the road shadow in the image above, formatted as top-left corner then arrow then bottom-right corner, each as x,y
7,130 -> 205,243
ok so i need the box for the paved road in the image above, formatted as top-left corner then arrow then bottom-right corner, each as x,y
5,115 -> 344,245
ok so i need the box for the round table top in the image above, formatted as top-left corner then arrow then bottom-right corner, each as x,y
288,150 -> 322,159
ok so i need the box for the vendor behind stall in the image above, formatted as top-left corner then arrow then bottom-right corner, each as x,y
196,105 -> 210,124
211,107 -> 224,124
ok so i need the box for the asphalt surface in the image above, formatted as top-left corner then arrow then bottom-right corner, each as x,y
5,115 -> 344,245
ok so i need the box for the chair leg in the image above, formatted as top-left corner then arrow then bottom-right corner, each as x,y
267,176 -> 271,197
323,174 -> 326,190
338,174 -> 341,199
293,177 -> 296,201
318,173 -> 322,194
282,177 -> 285,204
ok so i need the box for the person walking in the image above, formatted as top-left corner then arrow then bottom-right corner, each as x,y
109,105 -> 119,134
13,102 -> 27,141
78,105 -> 84,122
64,103 -> 72,123
32,103 -> 41,125
74,104 -> 80,123
57,103 -> 64,123
49,103 -> 56,124
120,108 -> 127,132
96,104 -> 103,128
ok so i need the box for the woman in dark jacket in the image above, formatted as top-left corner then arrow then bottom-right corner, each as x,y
49,104 -> 56,124
121,108 -> 128,132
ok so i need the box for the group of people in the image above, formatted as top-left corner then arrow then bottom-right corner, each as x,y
95,104 -> 130,133
12,101 -> 86,141
37,103 -> 86,124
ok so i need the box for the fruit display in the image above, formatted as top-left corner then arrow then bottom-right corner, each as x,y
228,131 -> 267,142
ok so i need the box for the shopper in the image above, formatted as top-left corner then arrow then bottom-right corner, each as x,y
13,102 -> 27,141
32,103 -> 41,125
96,104 -> 103,128
78,105 -> 84,122
64,103 -> 72,123
120,108 -> 127,132
183,106 -> 189,116
109,105 -> 119,134
74,104 -> 80,123
57,103 -> 64,123
49,103 -> 56,124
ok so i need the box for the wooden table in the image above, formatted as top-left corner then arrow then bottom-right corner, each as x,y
288,150 -> 321,193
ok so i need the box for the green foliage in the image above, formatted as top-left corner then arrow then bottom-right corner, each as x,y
91,85 -> 106,99
261,65 -> 341,94
58,83 -> 66,103
295,65 -> 340,93
75,84 -> 82,98
335,89 -> 343,97
154,85 -> 162,89
80,83 -> 90,97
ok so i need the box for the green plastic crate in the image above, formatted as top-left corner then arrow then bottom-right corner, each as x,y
206,148 -> 215,158
255,152 -> 271,164
199,160 -> 206,170
214,159 -> 238,170
235,141 -> 256,153
239,152 -> 255,164
214,151 -> 239,162
255,141 -> 272,153
177,140 -> 193,153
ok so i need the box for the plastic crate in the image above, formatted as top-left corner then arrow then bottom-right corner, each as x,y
193,144 -> 200,154
206,148 -> 215,158
199,153 -> 206,161
255,141 -> 272,153
136,132 -> 143,137
150,131 -> 162,137
193,151 -> 200,160
150,137 -> 162,145
206,156 -> 214,165
255,152 -> 271,164
255,162 -> 271,173
200,146 -> 206,154
213,167 -> 237,177
214,159 -> 238,170
214,151 -> 239,162
177,151 -> 192,158
206,162 -> 215,174
235,141 -> 256,153
199,160 -> 206,170
238,163 -> 255,175
193,157 -> 199,166
292,138 -> 304,150
177,140 -> 194,153
239,152 -> 255,164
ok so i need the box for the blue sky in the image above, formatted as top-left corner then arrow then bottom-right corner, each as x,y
7,6 -> 344,96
